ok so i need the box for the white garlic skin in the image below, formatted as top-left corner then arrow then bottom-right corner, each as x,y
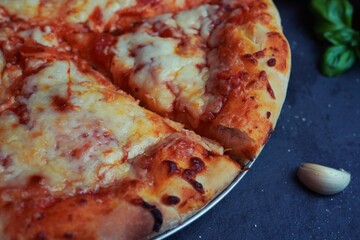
297,163 -> 351,195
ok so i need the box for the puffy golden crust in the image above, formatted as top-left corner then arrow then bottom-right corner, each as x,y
123,131 -> 240,236
198,0 -> 291,162
1,189 -> 155,240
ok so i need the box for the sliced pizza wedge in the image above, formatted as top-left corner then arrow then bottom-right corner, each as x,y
67,0 -> 291,162
0,27 -> 240,239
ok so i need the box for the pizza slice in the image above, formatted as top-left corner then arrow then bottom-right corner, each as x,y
0,25 -> 240,239
67,0 -> 291,162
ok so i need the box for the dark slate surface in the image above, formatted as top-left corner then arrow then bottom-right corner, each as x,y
170,0 -> 360,239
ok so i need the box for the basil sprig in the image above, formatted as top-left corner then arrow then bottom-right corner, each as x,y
311,0 -> 360,77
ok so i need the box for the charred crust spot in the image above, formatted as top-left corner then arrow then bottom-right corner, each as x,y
254,49 -> 266,58
131,198 -> 163,232
182,169 -> 205,194
150,207 -> 163,232
258,71 -> 276,99
205,150 -> 218,157
35,231 -> 47,240
267,58 -> 276,67
63,232 -> 75,239
259,70 -> 267,81
162,160 -> 181,175
266,82 -> 276,99
189,157 -> 205,172
182,169 -> 196,179
246,80 -> 256,90
188,179 -> 205,194
242,54 -> 258,65
161,195 -> 181,206
266,111 -> 271,119
239,71 -> 250,79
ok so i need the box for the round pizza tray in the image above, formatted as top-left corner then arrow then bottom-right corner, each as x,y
154,159 -> 255,239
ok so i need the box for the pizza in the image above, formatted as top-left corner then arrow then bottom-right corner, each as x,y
0,0 -> 290,239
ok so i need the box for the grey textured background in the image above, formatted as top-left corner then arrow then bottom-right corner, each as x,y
171,0 -> 360,239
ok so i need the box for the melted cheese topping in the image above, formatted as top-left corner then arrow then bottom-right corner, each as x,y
111,5 -> 221,127
18,26 -> 59,47
0,59 -> 177,195
0,0 -> 136,31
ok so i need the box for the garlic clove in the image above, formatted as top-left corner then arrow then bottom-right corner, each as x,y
297,163 -> 351,195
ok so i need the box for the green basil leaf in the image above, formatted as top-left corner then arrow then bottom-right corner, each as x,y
311,0 -> 354,36
321,45 -> 356,76
323,28 -> 359,45
313,21 -> 344,38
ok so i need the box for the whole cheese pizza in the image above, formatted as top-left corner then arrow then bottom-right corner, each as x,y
0,0 -> 290,239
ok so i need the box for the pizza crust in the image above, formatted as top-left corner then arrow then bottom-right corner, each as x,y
198,0 -> 291,161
